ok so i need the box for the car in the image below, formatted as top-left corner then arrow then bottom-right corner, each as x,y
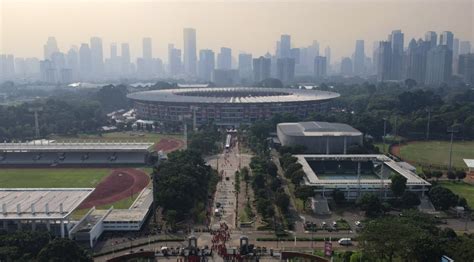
332,221 -> 337,227
355,221 -> 361,227
216,202 -> 221,208
338,238 -> 352,246
321,221 -> 327,228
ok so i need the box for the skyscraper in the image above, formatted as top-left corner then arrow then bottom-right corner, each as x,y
404,39 -> 430,84
43,37 -> 59,60
66,47 -> 79,81
424,31 -> 437,49
340,57 -> 353,76
217,47 -> 232,70
238,53 -> 253,80
90,37 -> 104,77
377,41 -> 392,82
425,45 -> 453,86
390,30 -> 404,80
458,54 -> 474,85
276,58 -> 295,83
253,56 -> 271,82
121,43 -> 131,75
279,35 -> 291,58
183,28 -> 197,76
0,54 -> 15,80
353,40 -> 365,75
143,37 -> 152,60
79,43 -> 92,79
324,46 -> 331,73
460,41 -> 472,55
168,44 -> 182,76
453,38 -> 460,58
198,49 -> 215,82
313,56 -> 327,80
440,31 -> 454,50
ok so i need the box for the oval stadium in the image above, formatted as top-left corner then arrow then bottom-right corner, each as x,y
127,87 -> 340,126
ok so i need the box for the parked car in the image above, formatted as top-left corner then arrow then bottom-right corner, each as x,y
338,238 -> 352,246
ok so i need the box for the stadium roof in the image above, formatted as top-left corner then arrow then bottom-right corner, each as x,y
296,154 -> 430,187
0,141 -> 153,152
0,188 -> 93,220
127,87 -> 340,104
278,121 -> 362,137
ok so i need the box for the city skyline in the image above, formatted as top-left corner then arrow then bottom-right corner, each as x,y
2,0 -> 472,62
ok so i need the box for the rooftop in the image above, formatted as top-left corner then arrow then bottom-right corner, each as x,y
0,188 -> 93,220
0,141 -> 153,152
127,87 -> 340,104
296,154 -> 430,187
464,159 -> 474,169
278,122 -> 362,137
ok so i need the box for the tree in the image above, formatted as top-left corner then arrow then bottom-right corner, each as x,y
429,186 -> 458,210
447,171 -> 456,180
356,193 -> 382,217
257,78 -> 283,88
284,163 -> 302,178
266,161 -> 278,177
404,78 -> 417,89
37,238 -> 92,262
432,170 -> 443,181
275,192 -> 290,214
400,191 -> 421,208
455,170 -> 466,181
333,189 -> 346,205
390,174 -> 407,197
165,209 -> 178,230
294,186 -> 314,210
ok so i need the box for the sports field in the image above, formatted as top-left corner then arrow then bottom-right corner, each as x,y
0,168 -> 111,188
438,181 -> 474,207
392,141 -> 474,170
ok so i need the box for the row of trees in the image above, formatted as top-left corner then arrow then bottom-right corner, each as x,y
153,150 -> 218,227
358,210 -> 474,262
0,231 -> 91,261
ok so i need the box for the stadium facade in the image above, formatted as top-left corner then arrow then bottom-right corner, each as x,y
0,141 -> 153,167
297,154 -> 431,200
277,122 -> 363,154
127,87 -> 340,126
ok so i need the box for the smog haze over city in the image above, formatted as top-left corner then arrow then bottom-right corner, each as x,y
1,1 -> 474,262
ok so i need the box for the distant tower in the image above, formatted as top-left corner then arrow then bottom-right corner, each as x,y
183,28 -> 197,76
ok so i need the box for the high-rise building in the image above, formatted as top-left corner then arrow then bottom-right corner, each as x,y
404,39 -> 430,84
353,40 -> 365,75
453,38 -> 460,58
425,45 -> 453,86
66,47 -> 79,80
460,41 -> 472,55
279,35 -> 291,58
238,53 -> 253,80
458,54 -> 474,85
424,31 -> 437,49
121,43 -> 131,75
0,54 -> 15,80
183,28 -> 197,76
40,60 -> 56,83
376,41 -> 392,82
43,37 -> 59,60
168,44 -> 182,76
143,37 -> 152,60
276,58 -> 295,83
313,56 -> 327,80
324,46 -> 331,73
217,47 -> 232,70
390,30 -> 404,80
253,56 -> 271,82
90,37 -> 104,77
440,31 -> 454,50
340,57 -> 353,76
212,69 -> 239,86
110,43 -> 118,59
79,43 -> 92,79
198,49 -> 215,82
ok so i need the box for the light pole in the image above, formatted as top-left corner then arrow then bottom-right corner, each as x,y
426,108 -> 431,140
382,118 -> 387,154
447,126 -> 458,172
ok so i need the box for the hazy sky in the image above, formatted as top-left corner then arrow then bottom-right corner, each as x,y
1,0 -> 473,62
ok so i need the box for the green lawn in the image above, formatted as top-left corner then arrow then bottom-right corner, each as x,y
398,141 -> 474,169
374,142 -> 390,154
0,168 -> 111,188
438,181 -> 474,207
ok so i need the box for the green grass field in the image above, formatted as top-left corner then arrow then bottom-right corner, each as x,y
438,181 -> 474,207
50,131 -> 182,143
398,141 -> 474,170
0,168 -> 111,188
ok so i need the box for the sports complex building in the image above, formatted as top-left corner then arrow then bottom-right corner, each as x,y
297,154 -> 431,201
277,121 -> 363,154
127,87 -> 340,126
0,141 -> 153,166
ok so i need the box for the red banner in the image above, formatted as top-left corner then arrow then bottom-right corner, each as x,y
324,241 -> 332,256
